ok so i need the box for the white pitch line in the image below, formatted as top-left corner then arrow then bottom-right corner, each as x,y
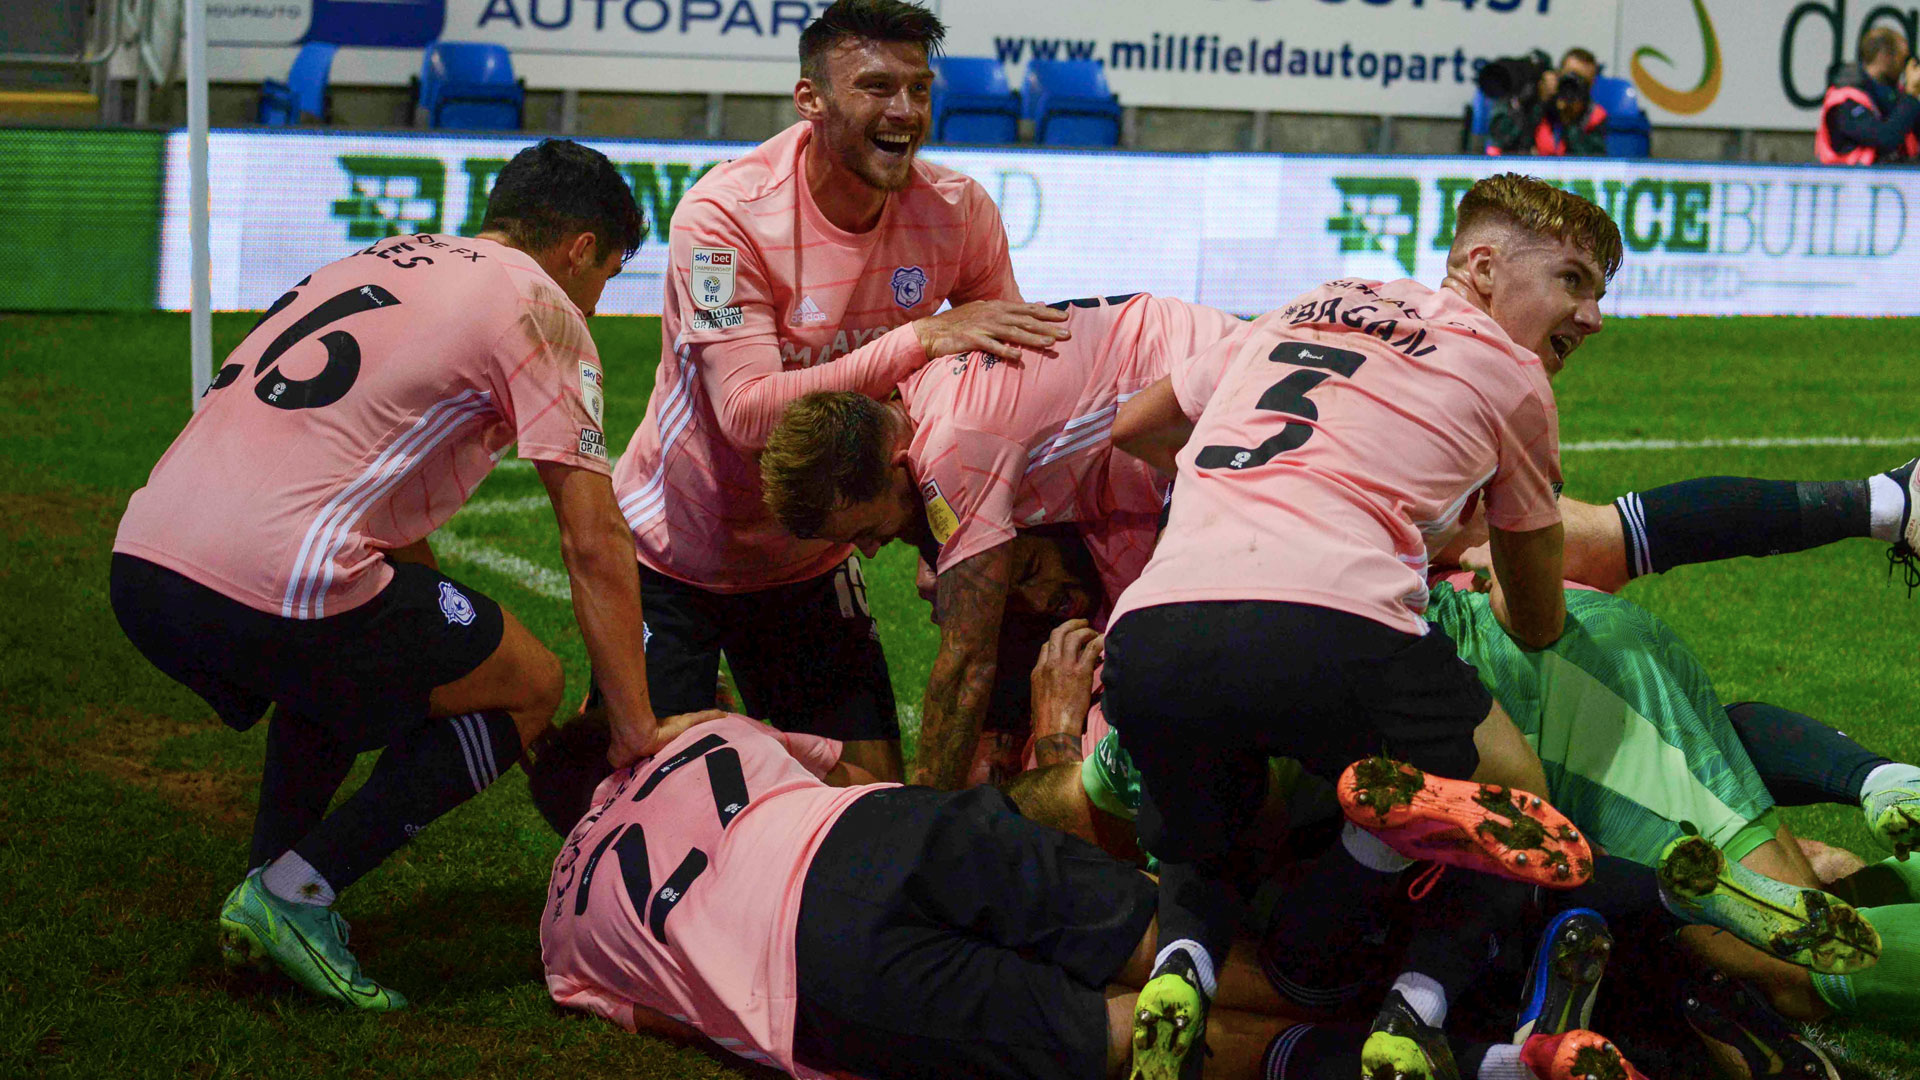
434,532 -> 571,602
494,454 -> 622,473
1566,434 -> 1920,452
454,494 -> 550,518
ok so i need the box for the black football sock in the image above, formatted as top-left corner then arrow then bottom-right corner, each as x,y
1260,1023 -> 1498,1080
1538,853 -> 1676,929
1151,857 -> 1241,999
250,710 -> 357,869
1395,868 -> 1532,1026
1615,476 -> 1871,579
1724,700 -> 1891,806
1262,1023 -> 1364,1080
294,710 -> 521,891
1260,838 -> 1405,1007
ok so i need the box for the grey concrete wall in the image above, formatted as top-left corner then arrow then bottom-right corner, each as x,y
1651,126 -> 1739,161
1263,112 -> 1381,154
1749,129 -> 1815,163
1132,107 -> 1255,152
1387,116 -> 1469,155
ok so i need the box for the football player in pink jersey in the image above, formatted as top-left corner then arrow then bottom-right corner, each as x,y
1098,175 -> 1623,1080
528,712 -> 1645,1080
759,293 -> 1246,789
111,141 -> 660,1010
607,0 -> 1071,784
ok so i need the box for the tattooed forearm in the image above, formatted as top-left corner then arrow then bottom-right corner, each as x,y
913,544 -> 1013,789
1032,732 -> 1084,766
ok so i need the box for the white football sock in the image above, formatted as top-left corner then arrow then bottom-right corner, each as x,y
1343,820 -> 1416,873
1862,762 -> 1920,805
1153,938 -> 1219,1000
1478,1044 -> 1534,1080
1868,472 -> 1907,542
261,851 -> 336,907
1391,971 -> 1448,1027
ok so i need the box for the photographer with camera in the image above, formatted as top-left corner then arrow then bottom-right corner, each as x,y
1483,47 -> 1608,157
1816,26 -> 1920,165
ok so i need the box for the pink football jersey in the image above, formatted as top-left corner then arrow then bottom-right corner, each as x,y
541,714 -> 884,1078
114,235 -> 608,618
614,122 -> 1021,593
1114,278 -> 1562,636
901,293 -> 1244,614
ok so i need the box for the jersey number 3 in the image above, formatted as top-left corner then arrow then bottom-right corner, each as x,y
204,279 -> 400,410
1195,341 -> 1368,471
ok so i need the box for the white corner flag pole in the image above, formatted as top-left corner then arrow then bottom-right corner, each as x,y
186,0 -> 213,410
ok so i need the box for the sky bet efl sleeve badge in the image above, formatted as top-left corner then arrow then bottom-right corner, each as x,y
577,362 -> 604,427
920,477 -> 958,546
690,247 -> 737,311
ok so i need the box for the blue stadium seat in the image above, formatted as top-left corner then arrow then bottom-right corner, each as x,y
1022,60 -> 1121,147
1590,75 -> 1651,157
418,42 -> 523,131
931,56 -> 1019,145
258,42 -> 336,126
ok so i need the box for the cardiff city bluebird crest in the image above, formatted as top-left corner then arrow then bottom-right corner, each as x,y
891,266 -> 928,308
438,581 -> 476,626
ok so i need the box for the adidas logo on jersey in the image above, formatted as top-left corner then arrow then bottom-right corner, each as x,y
789,295 -> 829,326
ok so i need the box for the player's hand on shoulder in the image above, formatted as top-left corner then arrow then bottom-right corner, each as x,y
913,300 -> 1071,363
607,708 -> 729,767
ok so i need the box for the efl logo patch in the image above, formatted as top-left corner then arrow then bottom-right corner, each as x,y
579,428 -> 607,458
689,305 -> 743,332
921,477 -> 958,546
891,265 -> 928,309
438,581 -> 477,626
578,362 -> 604,426
690,247 -> 737,310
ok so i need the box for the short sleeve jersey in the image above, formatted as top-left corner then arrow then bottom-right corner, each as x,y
614,123 -> 1020,593
900,294 -> 1243,600
540,715 -> 882,1078
114,235 -> 608,618
1112,278 -> 1561,637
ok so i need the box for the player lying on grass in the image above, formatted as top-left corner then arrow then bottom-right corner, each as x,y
608,0 -> 1073,785
526,711 -> 1650,1080
758,291 -> 1245,790
109,141 -> 660,1010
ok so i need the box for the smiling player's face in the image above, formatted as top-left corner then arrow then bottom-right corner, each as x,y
811,39 -> 933,193
1487,235 -> 1605,378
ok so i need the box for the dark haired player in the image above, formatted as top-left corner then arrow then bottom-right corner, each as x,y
608,0 -> 1070,783
111,139 -> 658,1008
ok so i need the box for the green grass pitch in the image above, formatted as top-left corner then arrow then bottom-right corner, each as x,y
1,310 -> 1915,1077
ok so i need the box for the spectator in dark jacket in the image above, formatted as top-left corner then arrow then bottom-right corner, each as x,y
1817,26 -> 1920,164
1488,47 -> 1608,157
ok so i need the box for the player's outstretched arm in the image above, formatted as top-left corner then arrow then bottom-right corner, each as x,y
1487,521 -> 1568,649
537,461 -> 658,766
1111,377 -> 1193,477
913,543 -> 1014,789
697,302 -> 1063,452
912,299 -> 1070,363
